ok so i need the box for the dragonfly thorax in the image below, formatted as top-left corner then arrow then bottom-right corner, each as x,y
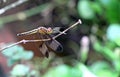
38,27 -> 53,34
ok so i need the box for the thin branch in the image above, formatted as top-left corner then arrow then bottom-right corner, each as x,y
0,19 -> 82,51
0,39 -> 51,52
0,3 -> 52,25
0,0 -> 28,15
53,19 -> 82,39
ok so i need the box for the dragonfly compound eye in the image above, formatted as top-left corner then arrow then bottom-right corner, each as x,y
47,27 -> 53,34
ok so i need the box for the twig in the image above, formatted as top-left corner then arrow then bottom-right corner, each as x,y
0,19 -> 82,51
0,39 -> 51,51
0,0 -> 28,15
53,19 -> 82,39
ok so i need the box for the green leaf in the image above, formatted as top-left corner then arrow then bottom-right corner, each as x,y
2,44 -> 34,60
96,70 -> 118,77
98,0 -> 120,23
89,61 -> 112,72
106,24 -> 120,46
77,63 -> 97,77
77,0 -> 95,19
43,65 -> 82,77
70,68 -> 82,77
93,41 -> 102,52
89,61 -> 119,77
11,64 -> 30,76
105,0 -> 120,23
98,0 -> 111,7
90,2 -> 103,15
113,59 -> 120,72
43,65 -> 70,77
7,59 -> 17,67
102,46 -> 116,60
21,51 -> 34,60
93,41 -> 116,61
2,45 -> 24,57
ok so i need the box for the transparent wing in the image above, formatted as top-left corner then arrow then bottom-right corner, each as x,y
39,43 -> 49,58
52,27 -> 66,34
49,39 -> 63,52
52,27 -> 61,33
45,35 -> 63,53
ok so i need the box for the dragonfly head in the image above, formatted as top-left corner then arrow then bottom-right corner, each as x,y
47,27 -> 53,34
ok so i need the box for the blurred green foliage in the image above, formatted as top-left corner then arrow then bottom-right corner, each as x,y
11,64 -> 30,76
107,24 -> 120,46
43,65 -> 82,77
77,0 -> 120,77
2,45 -> 33,66
77,0 -> 120,23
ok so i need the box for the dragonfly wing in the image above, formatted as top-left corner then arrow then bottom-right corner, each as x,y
52,27 -> 66,34
52,27 -> 61,34
39,43 -> 49,58
46,39 -> 63,53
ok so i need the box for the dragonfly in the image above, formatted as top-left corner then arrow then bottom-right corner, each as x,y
17,27 -> 64,58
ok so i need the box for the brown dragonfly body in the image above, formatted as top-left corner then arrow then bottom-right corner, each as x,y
17,27 -> 63,58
